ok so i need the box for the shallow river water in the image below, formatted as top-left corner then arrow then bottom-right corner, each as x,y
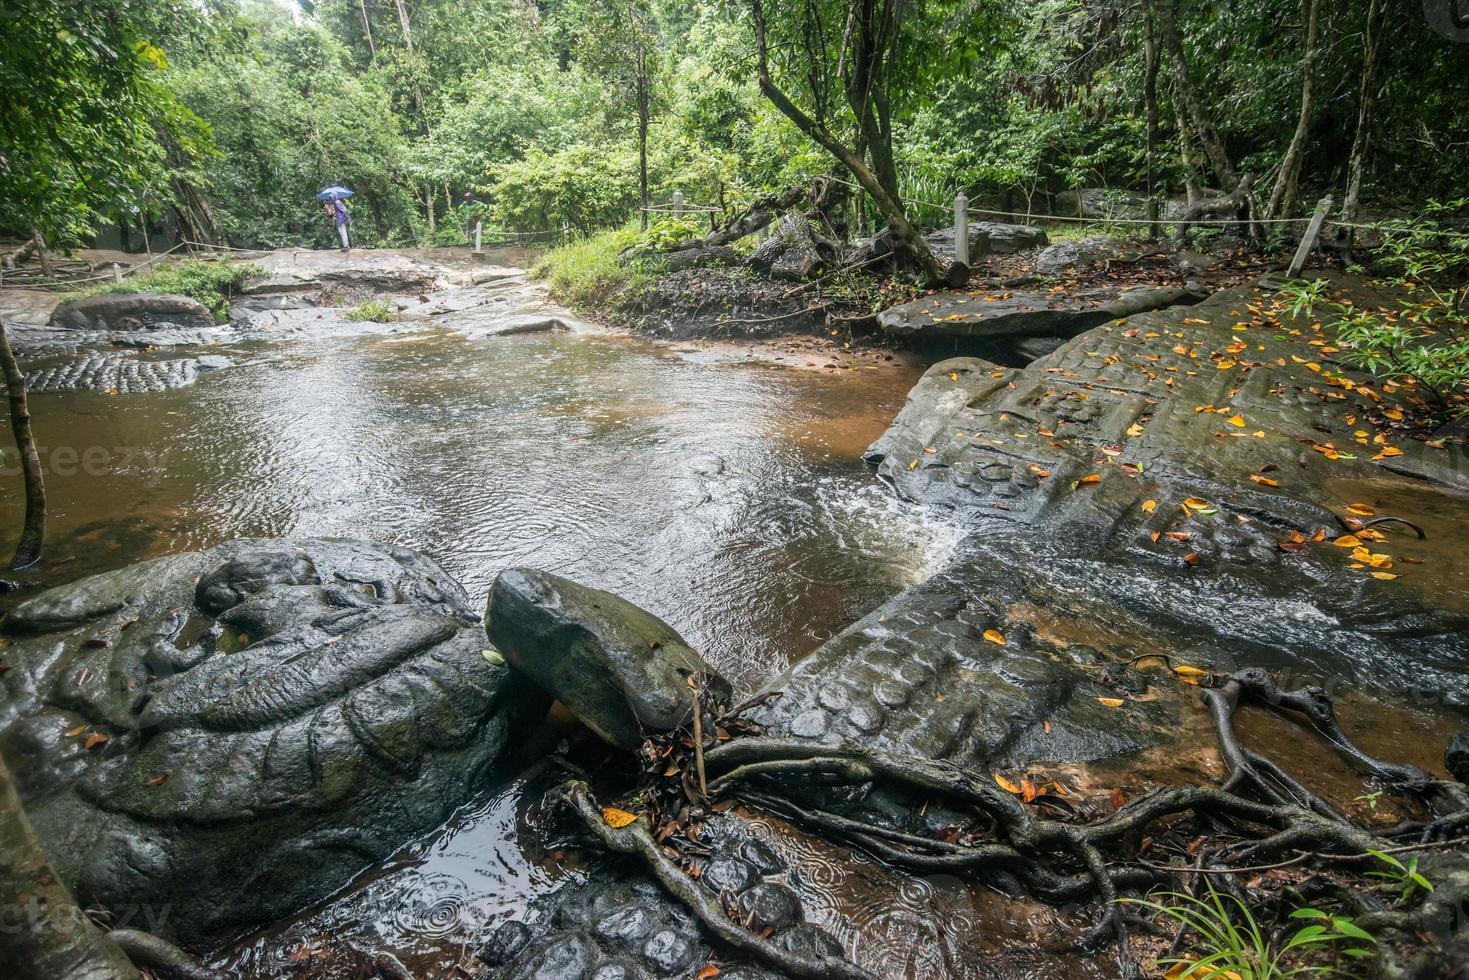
0,303 -> 973,976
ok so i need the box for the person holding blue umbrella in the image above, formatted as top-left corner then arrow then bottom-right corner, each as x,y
317,186 -> 354,251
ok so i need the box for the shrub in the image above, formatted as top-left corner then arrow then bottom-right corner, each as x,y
72,260 -> 262,323
341,299 -> 396,323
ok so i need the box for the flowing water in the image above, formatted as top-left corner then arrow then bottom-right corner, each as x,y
0,290 -> 971,976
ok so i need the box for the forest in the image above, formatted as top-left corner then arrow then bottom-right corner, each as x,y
7,0 -> 1469,256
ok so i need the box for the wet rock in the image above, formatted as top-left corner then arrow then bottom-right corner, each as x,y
1034,236 -> 1118,275
877,284 -> 1205,342
23,354 -> 215,394
701,856 -> 759,894
0,538 -> 548,947
485,569 -> 732,749
972,222 -> 1048,254
1448,733 -> 1469,784
738,882 -> 802,932
479,921 -> 533,966
922,226 -> 992,262
48,292 -> 215,331
863,273 -> 1469,707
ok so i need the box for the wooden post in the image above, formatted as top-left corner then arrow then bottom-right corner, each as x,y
672,190 -> 685,221
954,193 -> 969,267
1287,195 -> 1333,278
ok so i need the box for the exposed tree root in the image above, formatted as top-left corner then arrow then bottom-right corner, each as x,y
106,930 -> 229,980
554,667 -> 1469,976
553,780 -> 878,980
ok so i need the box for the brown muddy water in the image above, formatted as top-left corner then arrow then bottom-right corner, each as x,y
0,317 -> 974,977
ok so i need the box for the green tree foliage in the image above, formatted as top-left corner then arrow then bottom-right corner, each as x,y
0,0 -> 211,249
6,0 -> 1469,252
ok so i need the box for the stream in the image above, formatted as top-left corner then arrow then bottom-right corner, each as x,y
0,272 -> 970,976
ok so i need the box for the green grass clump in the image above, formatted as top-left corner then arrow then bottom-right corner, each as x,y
531,225 -> 657,311
73,260 -> 262,323
341,298 -> 396,322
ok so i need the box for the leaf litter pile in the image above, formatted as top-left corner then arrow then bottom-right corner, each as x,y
541,663 -> 1469,979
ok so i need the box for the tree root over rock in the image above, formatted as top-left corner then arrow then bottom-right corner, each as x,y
553,668 -> 1469,977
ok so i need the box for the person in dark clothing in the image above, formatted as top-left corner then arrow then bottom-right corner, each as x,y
330,197 -> 351,251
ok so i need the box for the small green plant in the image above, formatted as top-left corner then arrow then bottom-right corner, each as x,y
1353,790 -> 1382,810
342,298 -> 396,323
1365,849 -> 1433,900
1123,882 -> 1373,978
71,260 -> 262,323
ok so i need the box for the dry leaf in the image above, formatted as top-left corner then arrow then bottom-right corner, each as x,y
982,628 -> 1006,645
697,967 -> 721,980
1249,474 -> 1280,487
1346,503 -> 1376,517
994,773 -> 1022,794
1077,474 -> 1102,486
84,732 -> 109,750
1333,535 -> 1362,548
1371,571 -> 1398,580
602,807 -> 638,829
1173,665 -> 1209,677
1141,499 -> 1157,513
1097,697 -> 1125,708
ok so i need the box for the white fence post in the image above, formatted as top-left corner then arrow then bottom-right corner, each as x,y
672,190 -> 685,221
954,193 -> 970,267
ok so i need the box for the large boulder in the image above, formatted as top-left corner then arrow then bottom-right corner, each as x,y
486,569 -> 731,749
971,221 -> 1048,253
0,538 -> 547,947
876,284 -> 1205,341
1034,236 -> 1120,276
48,292 -> 215,331
1052,187 -> 1148,220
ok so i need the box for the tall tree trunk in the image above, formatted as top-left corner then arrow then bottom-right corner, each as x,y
0,755 -> 142,980
1267,0 -> 1321,219
1342,0 -> 1386,222
30,232 -> 53,278
750,0 -> 941,286
357,0 -> 378,63
0,324 -> 45,571
1150,0 -> 1238,191
638,60 -> 650,232
1144,9 -> 1161,237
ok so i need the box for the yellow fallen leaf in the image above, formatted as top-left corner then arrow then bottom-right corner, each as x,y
1333,535 -> 1362,548
1374,447 -> 1404,459
1077,474 -> 1102,486
1249,474 -> 1279,487
983,628 -> 1006,645
1371,571 -> 1398,580
1097,697 -> 1125,708
1172,665 -> 1209,677
602,807 -> 639,829
1141,499 -> 1157,513
1346,503 -> 1375,517
1126,423 -> 1145,437
1227,415 -> 1246,427
1183,497 -> 1210,509
994,773 -> 1022,794
1383,409 -> 1404,420
949,372 -> 959,381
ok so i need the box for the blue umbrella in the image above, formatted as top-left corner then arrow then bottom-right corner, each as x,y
316,186 -> 354,201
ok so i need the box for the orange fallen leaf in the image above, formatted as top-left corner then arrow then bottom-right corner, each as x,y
1097,697 -> 1125,708
1227,415 -> 1246,428
1077,474 -> 1102,486
994,773 -> 1022,794
147,773 -> 168,788
1141,499 -> 1157,513
1248,474 -> 1280,487
1182,497 -> 1210,509
1333,535 -> 1362,548
697,966 -> 721,980
1182,552 -> 1200,565
1346,503 -> 1376,517
982,628 -> 1007,645
1173,665 -> 1209,677
602,807 -> 638,829
84,732 -> 109,750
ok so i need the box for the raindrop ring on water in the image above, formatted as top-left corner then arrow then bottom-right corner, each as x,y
391,874 -> 471,940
